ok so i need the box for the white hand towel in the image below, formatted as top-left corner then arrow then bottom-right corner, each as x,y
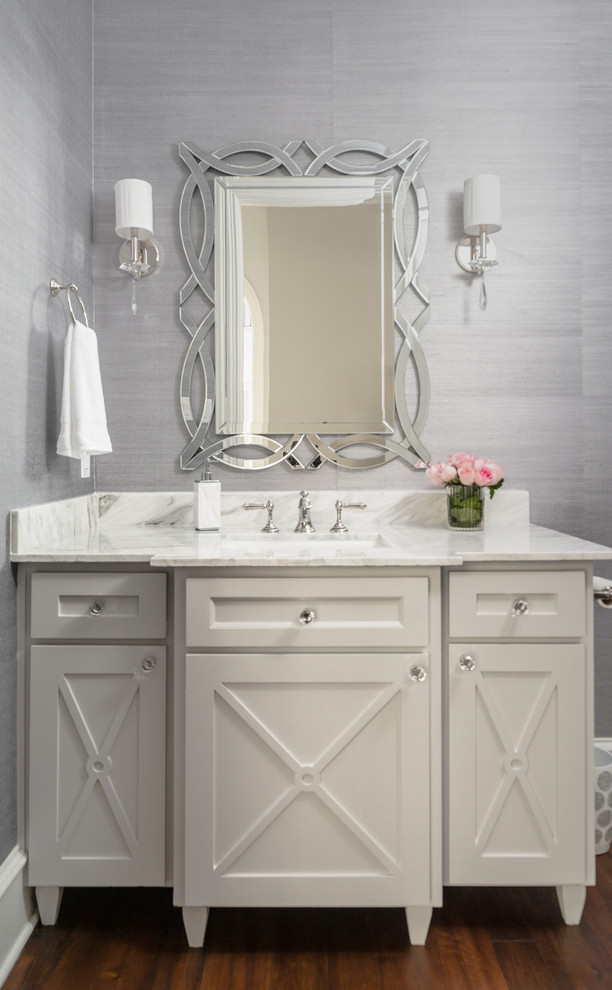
57,319 -> 112,461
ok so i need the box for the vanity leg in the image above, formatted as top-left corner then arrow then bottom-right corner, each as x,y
36,886 -> 64,925
556,884 -> 586,925
182,906 -> 209,947
405,905 -> 433,945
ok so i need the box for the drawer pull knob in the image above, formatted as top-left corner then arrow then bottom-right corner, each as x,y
299,608 -> 316,625
89,600 -> 105,615
459,654 -> 477,672
141,657 -> 156,672
512,598 -> 530,616
410,664 -> 428,682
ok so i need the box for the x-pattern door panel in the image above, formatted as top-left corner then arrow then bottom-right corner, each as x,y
29,645 -> 166,886
448,643 -> 586,885
185,652 -> 431,907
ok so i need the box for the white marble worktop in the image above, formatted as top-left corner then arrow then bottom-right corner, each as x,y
10,489 -> 612,567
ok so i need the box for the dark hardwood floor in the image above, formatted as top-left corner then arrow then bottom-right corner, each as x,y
7,854 -> 612,989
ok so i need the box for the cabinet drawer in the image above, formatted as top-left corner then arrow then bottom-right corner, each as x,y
448,570 -> 586,639
186,576 -> 429,649
30,572 -> 167,639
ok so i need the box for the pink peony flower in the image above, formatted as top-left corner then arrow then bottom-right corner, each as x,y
483,460 -> 504,485
439,462 -> 459,483
473,460 -> 504,488
474,462 -> 495,486
425,462 -> 457,485
457,461 -> 475,486
448,451 -> 474,468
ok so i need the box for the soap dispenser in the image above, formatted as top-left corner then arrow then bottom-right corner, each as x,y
194,460 -> 221,531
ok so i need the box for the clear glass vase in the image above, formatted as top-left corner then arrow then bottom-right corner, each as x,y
446,484 -> 485,530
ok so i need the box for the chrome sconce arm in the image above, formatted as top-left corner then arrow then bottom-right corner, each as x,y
455,173 -> 501,310
114,178 -> 160,314
455,228 -> 498,276
118,228 -> 159,280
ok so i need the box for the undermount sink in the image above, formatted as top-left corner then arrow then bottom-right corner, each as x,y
221,532 -> 389,553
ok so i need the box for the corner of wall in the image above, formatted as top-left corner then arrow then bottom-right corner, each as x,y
0,847 -> 37,989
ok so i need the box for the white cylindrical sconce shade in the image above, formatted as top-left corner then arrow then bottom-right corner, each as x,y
114,178 -> 154,239
463,174 -> 501,235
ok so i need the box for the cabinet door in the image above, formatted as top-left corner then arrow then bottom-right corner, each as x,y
447,643 -> 587,886
184,653 -> 433,909
28,645 -> 166,886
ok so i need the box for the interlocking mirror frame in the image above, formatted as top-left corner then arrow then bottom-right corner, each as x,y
178,139 -> 431,471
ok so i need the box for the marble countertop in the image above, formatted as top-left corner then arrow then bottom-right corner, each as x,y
10,490 -> 612,567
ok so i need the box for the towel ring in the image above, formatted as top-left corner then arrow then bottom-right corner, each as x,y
50,278 -> 90,328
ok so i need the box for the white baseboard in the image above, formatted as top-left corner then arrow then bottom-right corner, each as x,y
0,847 -> 37,989
596,737 -> 612,753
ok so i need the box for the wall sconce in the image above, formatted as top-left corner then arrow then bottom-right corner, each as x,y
455,174 -> 501,310
114,178 -> 160,314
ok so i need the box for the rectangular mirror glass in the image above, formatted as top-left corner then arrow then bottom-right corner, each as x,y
215,176 -> 395,436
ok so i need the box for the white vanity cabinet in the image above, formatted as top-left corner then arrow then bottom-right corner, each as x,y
24,569 -> 168,925
174,570 -> 442,948
16,527 -> 604,945
446,566 -> 593,924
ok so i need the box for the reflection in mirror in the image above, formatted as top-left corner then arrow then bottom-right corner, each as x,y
215,177 -> 394,436
178,139 -> 431,471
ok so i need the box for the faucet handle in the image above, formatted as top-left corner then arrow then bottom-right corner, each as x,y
330,500 -> 367,534
243,499 -> 279,533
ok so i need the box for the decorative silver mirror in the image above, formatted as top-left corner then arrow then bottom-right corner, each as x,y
178,139 -> 431,471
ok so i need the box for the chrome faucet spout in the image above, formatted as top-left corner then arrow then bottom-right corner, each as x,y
295,490 -> 316,533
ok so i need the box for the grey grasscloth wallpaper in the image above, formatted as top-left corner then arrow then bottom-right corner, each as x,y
0,2 -> 93,863
92,0 -> 612,723
1,0 -> 612,864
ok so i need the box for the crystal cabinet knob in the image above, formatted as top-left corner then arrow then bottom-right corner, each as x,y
459,654 -> 476,672
410,664 -> 428,682
141,657 -> 156,672
512,598 -> 530,616
89,600 -> 105,615
299,608 -> 316,625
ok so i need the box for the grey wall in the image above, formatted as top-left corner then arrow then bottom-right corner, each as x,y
582,6 -> 612,738
93,0 -> 612,730
92,0 -> 589,508
0,2 -> 94,861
